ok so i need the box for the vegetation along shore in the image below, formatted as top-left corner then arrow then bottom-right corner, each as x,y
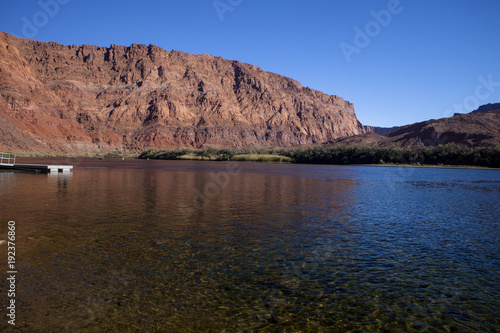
138,144 -> 500,168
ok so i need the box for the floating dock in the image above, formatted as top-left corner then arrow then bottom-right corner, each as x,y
0,152 -> 73,173
0,164 -> 73,173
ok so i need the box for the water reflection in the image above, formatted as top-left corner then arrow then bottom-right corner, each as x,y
0,171 -> 16,193
0,159 -> 498,332
48,172 -> 72,196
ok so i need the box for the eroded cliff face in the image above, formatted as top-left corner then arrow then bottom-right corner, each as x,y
0,32 -> 365,154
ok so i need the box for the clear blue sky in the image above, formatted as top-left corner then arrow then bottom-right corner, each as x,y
1,0 -> 499,127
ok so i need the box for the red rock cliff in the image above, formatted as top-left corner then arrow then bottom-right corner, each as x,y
0,32 -> 365,154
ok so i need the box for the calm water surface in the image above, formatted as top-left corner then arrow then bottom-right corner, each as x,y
0,158 -> 499,332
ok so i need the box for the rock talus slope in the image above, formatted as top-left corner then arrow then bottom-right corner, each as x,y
0,32 -> 365,154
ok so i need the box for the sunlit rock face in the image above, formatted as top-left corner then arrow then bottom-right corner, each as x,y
0,32 -> 365,154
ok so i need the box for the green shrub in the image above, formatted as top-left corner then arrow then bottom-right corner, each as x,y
137,144 -> 500,167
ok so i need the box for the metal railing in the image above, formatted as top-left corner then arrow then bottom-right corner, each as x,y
0,152 -> 16,166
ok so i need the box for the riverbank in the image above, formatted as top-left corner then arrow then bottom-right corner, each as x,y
4,144 -> 500,169
138,145 -> 500,168
10,151 -> 139,159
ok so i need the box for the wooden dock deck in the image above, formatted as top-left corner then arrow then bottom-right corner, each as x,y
0,152 -> 73,173
0,164 -> 73,173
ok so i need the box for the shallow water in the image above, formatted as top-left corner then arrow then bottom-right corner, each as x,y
0,158 -> 499,332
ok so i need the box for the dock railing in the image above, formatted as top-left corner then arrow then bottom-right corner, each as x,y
0,152 -> 16,166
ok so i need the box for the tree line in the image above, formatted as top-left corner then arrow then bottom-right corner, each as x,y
139,144 -> 500,168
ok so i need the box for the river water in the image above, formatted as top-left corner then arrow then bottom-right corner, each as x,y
0,158 -> 499,332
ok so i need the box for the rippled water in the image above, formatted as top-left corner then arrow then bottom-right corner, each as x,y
0,158 -> 499,332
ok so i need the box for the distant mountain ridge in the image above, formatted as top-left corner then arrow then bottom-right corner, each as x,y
472,103 -> 500,113
0,32 -> 365,154
332,108 -> 500,148
363,125 -> 399,135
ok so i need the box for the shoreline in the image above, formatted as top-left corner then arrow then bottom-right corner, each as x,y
5,143 -> 500,169
8,154 -> 498,170
359,163 -> 496,170
137,145 -> 500,168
